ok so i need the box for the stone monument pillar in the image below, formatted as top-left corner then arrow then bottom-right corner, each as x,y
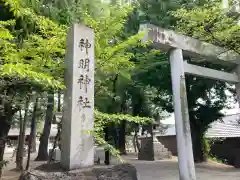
138,136 -> 154,161
61,24 -> 94,170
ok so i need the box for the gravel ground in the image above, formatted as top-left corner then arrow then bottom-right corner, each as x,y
2,153 -> 240,180
132,159 -> 240,180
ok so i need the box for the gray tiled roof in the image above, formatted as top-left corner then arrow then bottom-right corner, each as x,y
205,113 -> 240,138
8,125 -> 58,137
156,124 -> 176,136
157,113 -> 240,138
8,128 -> 30,136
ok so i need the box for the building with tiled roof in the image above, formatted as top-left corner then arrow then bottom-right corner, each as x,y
156,113 -> 240,157
206,113 -> 240,138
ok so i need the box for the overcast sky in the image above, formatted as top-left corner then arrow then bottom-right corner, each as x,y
162,103 -> 239,125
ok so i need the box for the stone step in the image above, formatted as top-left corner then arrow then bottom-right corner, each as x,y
153,140 -> 172,160
155,151 -> 172,160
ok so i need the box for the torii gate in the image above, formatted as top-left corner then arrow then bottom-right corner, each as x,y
140,24 -> 240,180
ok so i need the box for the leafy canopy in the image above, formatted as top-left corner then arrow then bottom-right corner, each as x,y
172,1 -> 240,53
1,0 -> 66,90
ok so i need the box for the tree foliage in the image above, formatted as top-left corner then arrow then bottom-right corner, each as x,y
172,1 -> 240,53
94,109 -> 152,134
1,0 -> 65,90
94,110 -> 152,159
0,0 -> 156,171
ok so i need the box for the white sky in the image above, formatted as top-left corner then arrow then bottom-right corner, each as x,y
161,86 -> 240,125
161,103 -> 239,125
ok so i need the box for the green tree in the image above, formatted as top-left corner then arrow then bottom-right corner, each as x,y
0,0 -> 155,167
0,0 -> 64,175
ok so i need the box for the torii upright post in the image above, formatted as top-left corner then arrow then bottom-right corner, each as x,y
169,48 -> 196,180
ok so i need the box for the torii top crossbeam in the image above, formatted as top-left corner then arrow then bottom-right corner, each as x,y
140,24 -> 240,67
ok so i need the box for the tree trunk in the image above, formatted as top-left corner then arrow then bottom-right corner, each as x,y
110,125 -> 118,148
35,93 -> 54,161
57,90 -> 61,112
31,124 -> 37,153
191,125 -> 207,163
16,99 -> 29,170
104,127 -> 110,165
135,134 -> 140,152
133,125 -> 140,153
118,94 -> 127,155
133,134 -> 137,153
30,98 -> 38,153
118,120 -> 126,155
16,110 -> 23,170
104,74 -> 119,165
0,115 -> 12,178
26,98 -> 38,170
0,97 -> 18,178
